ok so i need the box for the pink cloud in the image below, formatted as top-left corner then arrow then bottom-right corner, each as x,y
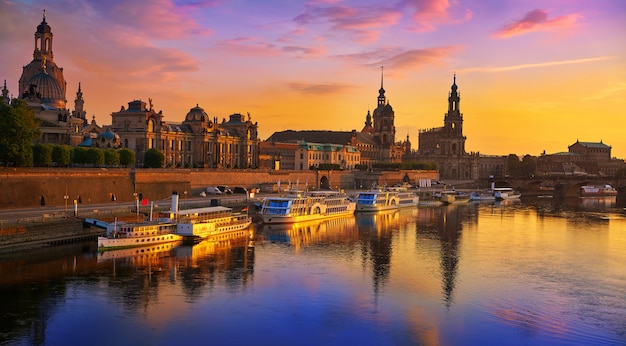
401,0 -> 464,32
369,46 -> 461,70
217,37 -> 282,57
493,9 -> 582,39
288,82 -> 355,95
294,3 -> 402,42
89,0 -> 213,39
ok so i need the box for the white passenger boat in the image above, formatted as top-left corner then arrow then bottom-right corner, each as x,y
355,188 -> 419,212
260,190 -> 356,224
493,187 -> 522,200
97,221 -> 181,250
176,206 -> 252,239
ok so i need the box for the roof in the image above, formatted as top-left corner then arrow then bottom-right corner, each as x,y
574,141 -> 610,149
267,130 -> 352,144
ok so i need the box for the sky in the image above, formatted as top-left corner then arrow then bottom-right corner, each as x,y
1,0 -> 625,158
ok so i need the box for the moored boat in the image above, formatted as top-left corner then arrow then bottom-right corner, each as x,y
469,190 -> 496,201
439,190 -> 471,204
260,190 -> 356,224
493,187 -> 522,200
579,184 -> 618,197
355,188 -> 418,212
97,221 -> 181,250
176,206 -> 252,239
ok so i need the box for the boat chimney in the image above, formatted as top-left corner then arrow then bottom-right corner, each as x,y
171,191 -> 179,213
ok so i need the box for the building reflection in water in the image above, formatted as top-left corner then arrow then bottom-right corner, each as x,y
415,204 -> 477,308
173,228 -> 255,299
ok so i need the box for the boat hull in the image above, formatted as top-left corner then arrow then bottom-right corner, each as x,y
262,209 -> 354,224
98,233 -> 183,250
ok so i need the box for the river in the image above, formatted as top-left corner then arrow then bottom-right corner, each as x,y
1,197 -> 625,345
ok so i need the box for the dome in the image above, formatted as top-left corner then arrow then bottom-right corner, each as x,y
98,128 -> 118,140
37,18 -> 51,33
28,71 -> 65,103
185,105 -> 208,122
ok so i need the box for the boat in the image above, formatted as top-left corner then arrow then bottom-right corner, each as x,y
469,190 -> 496,201
260,190 -> 356,224
355,188 -> 418,212
579,184 -> 618,197
97,221 -> 181,250
439,190 -> 471,204
417,191 -> 444,206
493,187 -> 522,200
176,206 -> 252,239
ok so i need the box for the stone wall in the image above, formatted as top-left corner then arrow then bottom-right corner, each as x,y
0,168 -> 439,208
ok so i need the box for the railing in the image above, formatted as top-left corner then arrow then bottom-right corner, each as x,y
0,207 -> 133,227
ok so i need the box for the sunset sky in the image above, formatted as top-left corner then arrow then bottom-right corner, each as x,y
1,0 -> 625,158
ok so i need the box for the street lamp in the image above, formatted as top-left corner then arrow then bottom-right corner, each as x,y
133,192 -> 139,222
184,190 -> 187,205
64,195 -> 69,218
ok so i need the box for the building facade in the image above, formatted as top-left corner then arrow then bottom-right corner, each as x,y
110,100 -> 260,168
536,140 -> 624,177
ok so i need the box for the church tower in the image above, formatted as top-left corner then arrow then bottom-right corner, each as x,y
444,74 -> 463,137
441,74 -> 466,156
372,67 -> 395,146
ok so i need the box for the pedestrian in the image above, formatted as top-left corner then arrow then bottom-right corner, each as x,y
40,195 -> 46,206
111,193 -> 116,202
77,195 -> 82,204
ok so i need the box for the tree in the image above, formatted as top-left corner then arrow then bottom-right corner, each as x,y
87,148 -> 105,167
506,154 -> 521,177
104,149 -> 120,167
52,145 -> 72,167
119,148 -> 136,167
33,143 -> 53,167
73,146 -> 88,165
144,148 -> 164,168
521,155 -> 537,178
0,99 -> 41,167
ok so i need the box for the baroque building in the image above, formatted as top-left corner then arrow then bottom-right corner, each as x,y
536,140 -> 624,177
14,11 -> 98,146
410,75 -> 481,180
110,100 -> 259,168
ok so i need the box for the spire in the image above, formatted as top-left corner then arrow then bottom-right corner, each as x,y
2,80 -> 8,97
377,65 -> 386,107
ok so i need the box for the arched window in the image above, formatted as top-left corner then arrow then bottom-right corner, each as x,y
147,119 -> 155,132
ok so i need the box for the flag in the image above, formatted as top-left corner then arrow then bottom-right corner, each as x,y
141,199 -> 149,206
242,207 -> 248,212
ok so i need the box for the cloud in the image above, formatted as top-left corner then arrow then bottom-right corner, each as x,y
401,0 -> 454,31
493,9 -> 582,39
216,37 -> 282,56
288,82 -> 355,95
460,56 -> 618,73
339,46 -> 460,70
293,3 -> 402,43
85,0 -> 213,39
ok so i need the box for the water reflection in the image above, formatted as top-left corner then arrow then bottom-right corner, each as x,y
173,228 -> 255,299
0,200 -> 625,345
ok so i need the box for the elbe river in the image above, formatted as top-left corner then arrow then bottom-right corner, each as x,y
1,197 -> 625,345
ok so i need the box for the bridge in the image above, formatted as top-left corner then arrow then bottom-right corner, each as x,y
489,176 -> 626,198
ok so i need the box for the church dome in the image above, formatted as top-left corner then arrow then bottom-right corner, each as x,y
27,71 -> 66,108
185,104 -> 208,122
37,18 -> 51,33
98,128 -> 118,140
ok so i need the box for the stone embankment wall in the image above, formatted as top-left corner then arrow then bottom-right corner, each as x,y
0,218 -> 101,252
0,168 -> 439,208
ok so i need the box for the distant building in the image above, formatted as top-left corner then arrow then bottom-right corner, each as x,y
536,140 -> 624,176
110,100 -> 260,168
266,69 -> 406,169
408,75 -> 493,179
